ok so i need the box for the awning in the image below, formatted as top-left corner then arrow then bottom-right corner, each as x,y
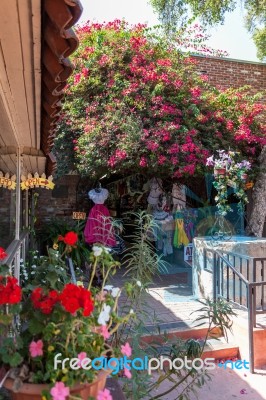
0,0 -> 82,176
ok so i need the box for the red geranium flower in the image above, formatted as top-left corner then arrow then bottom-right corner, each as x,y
83,295 -> 94,316
48,290 -> 60,302
31,288 -> 59,314
31,288 -> 42,305
0,247 -> 7,260
63,298 -> 80,314
63,232 -> 78,246
8,286 -> 22,304
39,299 -> 54,315
0,275 -> 22,305
60,284 -> 94,317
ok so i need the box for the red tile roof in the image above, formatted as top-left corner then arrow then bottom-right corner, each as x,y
41,0 -> 83,174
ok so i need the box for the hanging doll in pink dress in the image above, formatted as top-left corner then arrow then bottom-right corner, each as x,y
84,187 -> 116,247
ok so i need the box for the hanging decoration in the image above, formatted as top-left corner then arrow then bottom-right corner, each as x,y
206,150 -> 251,216
0,171 -> 16,190
20,173 -> 55,190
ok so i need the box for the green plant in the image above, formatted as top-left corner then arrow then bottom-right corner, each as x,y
122,211 -> 167,286
22,248 -> 70,292
39,218 -> 90,270
193,297 -> 237,342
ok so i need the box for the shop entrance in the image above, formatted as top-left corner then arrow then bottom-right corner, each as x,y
79,174 -> 245,300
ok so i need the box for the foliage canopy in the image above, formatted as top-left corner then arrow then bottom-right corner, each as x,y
54,21 -> 266,180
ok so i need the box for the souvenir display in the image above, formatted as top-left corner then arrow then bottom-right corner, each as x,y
173,211 -> 190,248
172,183 -> 186,211
95,174 -> 199,273
153,194 -> 174,256
147,177 -> 164,206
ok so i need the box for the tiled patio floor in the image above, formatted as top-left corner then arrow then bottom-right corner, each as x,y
110,266 -> 266,331
109,266 -> 207,331
146,366 -> 266,399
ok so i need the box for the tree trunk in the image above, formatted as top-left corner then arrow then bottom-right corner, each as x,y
246,146 -> 266,237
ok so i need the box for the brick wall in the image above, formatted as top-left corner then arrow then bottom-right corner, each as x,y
35,174 -> 81,227
193,56 -> 266,102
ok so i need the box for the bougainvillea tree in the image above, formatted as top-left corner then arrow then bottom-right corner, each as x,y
54,20 -> 266,233
56,21 -> 265,178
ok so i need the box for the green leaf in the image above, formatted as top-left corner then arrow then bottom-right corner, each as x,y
46,270 -> 59,287
28,319 -> 44,334
4,352 -> 23,367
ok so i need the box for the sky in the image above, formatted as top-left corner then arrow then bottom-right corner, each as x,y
79,0 -> 261,62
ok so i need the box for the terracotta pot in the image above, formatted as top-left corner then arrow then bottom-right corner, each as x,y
4,369 -> 110,400
214,168 -> 226,176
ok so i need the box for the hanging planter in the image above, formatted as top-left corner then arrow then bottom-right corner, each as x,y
206,150 -> 252,216
214,167 -> 226,176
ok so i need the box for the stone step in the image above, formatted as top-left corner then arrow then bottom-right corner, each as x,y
203,337 -> 239,360
139,325 -> 239,361
140,325 -> 222,345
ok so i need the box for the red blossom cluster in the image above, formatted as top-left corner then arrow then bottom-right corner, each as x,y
60,284 -> 94,317
0,246 -> 7,260
31,288 -> 60,314
0,276 -> 22,305
31,284 -> 94,317
58,231 -> 78,246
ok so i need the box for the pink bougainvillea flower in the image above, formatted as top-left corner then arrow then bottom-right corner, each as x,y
121,342 -> 132,357
50,382 -> 70,400
97,388 -> 113,400
139,157 -> 147,167
29,340 -> 43,357
100,324 -> 110,340
77,352 -> 87,368
124,367 -> 132,379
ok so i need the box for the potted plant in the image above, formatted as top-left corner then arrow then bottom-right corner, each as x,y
206,151 -> 229,176
0,235 -> 134,400
213,163 -> 227,176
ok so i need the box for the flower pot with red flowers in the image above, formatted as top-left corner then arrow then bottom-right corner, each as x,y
0,234 -> 134,400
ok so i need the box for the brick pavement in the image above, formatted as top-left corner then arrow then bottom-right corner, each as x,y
110,268 -> 209,330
